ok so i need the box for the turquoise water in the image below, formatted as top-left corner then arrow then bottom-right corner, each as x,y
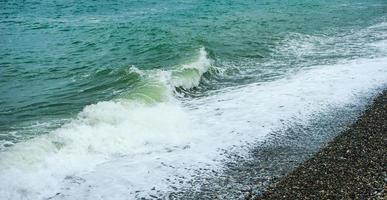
1,0 -> 386,142
0,0 -> 387,199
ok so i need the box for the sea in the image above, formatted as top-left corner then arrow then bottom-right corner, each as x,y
0,0 -> 386,199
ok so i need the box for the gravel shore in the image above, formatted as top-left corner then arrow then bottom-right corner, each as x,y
256,91 -> 387,199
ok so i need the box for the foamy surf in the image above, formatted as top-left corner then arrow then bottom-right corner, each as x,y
2,1 -> 387,199
55,56 -> 387,199
0,48 -> 213,200
170,47 -> 212,89
1,52 -> 386,199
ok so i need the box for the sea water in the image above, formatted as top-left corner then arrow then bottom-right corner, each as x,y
0,0 -> 386,199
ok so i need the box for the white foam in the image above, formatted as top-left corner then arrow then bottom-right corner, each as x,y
170,47 -> 212,89
369,21 -> 387,30
1,55 -> 386,200
188,57 -> 387,141
368,21 -> 387,50
1,32 -> 387,200
0,101 -> 197,199
65,57 -> 387,199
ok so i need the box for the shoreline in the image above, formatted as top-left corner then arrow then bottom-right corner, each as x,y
255,90 -> 386,199
172,92 -> 378,199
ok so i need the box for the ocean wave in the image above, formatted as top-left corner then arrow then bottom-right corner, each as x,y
0,48 -> 213,199
1,54 -> 386,199
1,20 -> 387,199
170,47 -> 212,89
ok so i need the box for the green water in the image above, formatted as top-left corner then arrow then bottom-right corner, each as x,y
0,0 -> 386,143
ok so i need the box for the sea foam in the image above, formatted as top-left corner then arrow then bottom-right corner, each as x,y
1,54 -> 386,199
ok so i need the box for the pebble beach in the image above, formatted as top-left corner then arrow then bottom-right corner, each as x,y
256,91 -> 387,199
